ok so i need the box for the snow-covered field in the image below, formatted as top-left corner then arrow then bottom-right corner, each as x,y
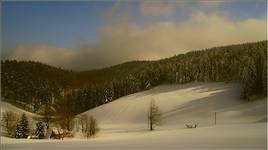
2,82 -> 267,150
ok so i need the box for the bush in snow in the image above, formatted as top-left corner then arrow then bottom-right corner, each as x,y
15,113 -> 30,138
35,121 -> 45,139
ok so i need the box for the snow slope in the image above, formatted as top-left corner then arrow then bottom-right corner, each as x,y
1,102 -> 40,119
1,101 -> 41,137
82,82 -> 266,130
2,82 -> 267,149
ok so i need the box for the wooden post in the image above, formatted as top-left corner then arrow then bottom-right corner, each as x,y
214,112 -> 217,125
175,72 -> 178,83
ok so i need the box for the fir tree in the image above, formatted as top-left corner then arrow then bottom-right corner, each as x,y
35,121 -> 45,139
15,113 -> 29,138
241,57 -> 257,100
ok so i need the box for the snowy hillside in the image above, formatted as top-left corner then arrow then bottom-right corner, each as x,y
1,101 -> 41,137
1,102 -> 40,119
2,82 -> 267,149
82,82 -> 266,129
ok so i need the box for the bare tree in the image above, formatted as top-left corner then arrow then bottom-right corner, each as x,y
89,116 -> 98,137
36,103 -> 55,130
148,99 -> 161,131
1,111 -> 19,137
78,114 -> 87,134
79,114 -> 98,138
53,94 -> 75,131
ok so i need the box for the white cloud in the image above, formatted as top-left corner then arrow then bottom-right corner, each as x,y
139,1 -> 177,17
9,11 -> 267,70
91,11 -> 266,61
9,44 -> 76,69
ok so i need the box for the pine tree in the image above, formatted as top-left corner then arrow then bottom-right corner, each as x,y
241,57 -> 257,100
262,59 -> 267,95
35,121 -> 45,139
15,124 -> 21,138
15,113 -> 29,138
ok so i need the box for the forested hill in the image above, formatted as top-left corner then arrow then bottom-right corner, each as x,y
1,41 -> 267,114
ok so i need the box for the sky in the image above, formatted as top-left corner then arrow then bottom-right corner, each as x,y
2,0 -> 267,70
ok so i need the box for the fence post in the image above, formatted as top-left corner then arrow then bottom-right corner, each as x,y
214,112 -> 217,125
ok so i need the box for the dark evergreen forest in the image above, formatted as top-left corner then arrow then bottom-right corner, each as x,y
1,41 -> 267,115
